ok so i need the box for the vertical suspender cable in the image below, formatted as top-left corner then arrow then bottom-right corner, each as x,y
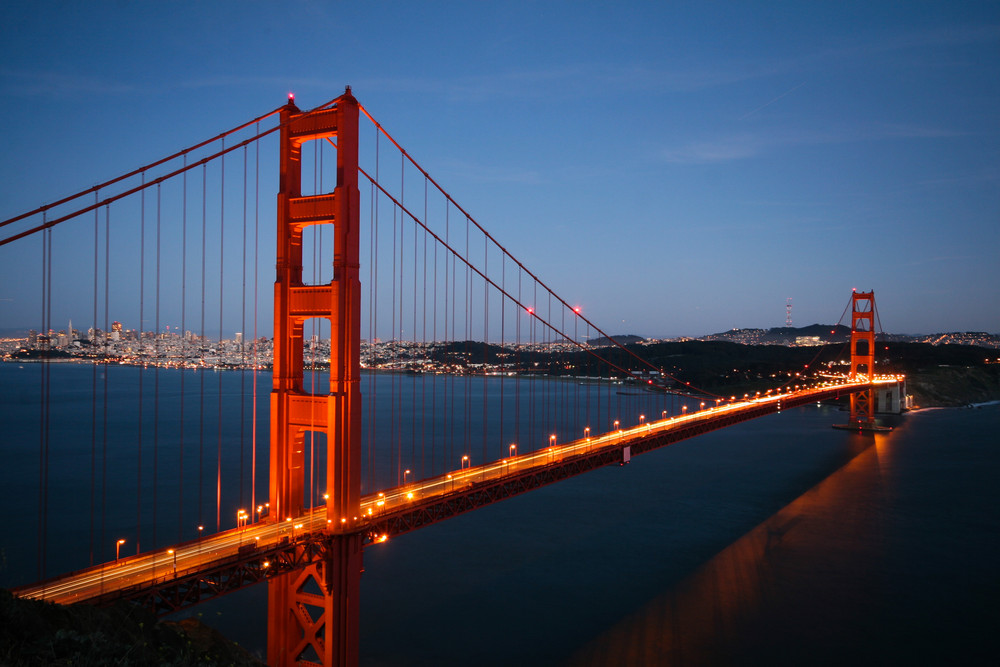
199,163 -> 207,530
368,128 -> 379,492
442,201 -> 455,470
367,169 -> 375,492
515,267 -> 521,452
499,254 -> 505,458
431,218 -> 438,476
412,175 -> 418,479
240,144 -> 248,511
37,218 -> 48,580
464,216 -> 470,462
411,172 -> 418,476
368,181 -> 377,491
217,138 -> 225,532
390,202 -> 397,484
153,183 -> 161,551
482,232 -> 488,472
421,180 -> 428,479
90,193 -> 99,565
179,156 -> 187,543
399,156 -> 407,478
530,281 -> 536,452
44,225 -> 52,574
137,173 -> 145,555
251,123 -> 260,518
102,205 -> 110,560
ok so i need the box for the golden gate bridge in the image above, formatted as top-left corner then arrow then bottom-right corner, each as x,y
1,88 -> 902,666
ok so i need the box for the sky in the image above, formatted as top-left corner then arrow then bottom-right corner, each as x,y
1,1 -> 998,338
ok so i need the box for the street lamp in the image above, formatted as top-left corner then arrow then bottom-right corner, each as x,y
639,414 -> 645,425
115,538 -> 126,561
509,443 -> 517,457
168,548 -> 177,573
662,410 -> 667,420
404,469 -> 411,484
461,455 -> 470,470
550,434 -> 556,448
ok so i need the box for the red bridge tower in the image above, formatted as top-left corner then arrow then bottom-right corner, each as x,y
268,88 -> 362,667
848,290 -> 876,427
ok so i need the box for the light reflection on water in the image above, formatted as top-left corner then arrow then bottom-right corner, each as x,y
566,433 -> 892,665
563,409 -> 999,666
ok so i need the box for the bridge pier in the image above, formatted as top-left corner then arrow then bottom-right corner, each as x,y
875,379 -> 909,414
267,534 -> 363,666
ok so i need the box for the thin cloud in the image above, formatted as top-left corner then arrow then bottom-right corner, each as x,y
660,135 -> 763,164
660,122 -> 963,165
0,67 -> 136,97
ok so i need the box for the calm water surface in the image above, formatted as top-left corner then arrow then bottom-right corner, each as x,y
2,363 -> 997,665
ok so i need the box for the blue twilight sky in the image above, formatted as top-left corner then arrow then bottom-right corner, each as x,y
1,1 -> 998,338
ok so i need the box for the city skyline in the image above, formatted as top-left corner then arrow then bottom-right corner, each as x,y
2,2 -> 999,338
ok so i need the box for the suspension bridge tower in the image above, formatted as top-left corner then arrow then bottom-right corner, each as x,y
268,88 -> 363,667
846,290 -> 879,429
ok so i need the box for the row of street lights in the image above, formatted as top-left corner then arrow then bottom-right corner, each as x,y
109,408 -> 705,565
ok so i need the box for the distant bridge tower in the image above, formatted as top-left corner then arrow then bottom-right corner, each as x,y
268,88 -> 362,667
848,290 -> 876,426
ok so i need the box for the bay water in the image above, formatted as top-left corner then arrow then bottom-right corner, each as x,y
1,362 -> 997,665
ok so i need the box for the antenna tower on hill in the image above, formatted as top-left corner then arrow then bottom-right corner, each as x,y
785,297 -> 793,327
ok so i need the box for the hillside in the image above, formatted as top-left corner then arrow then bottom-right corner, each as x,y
0,589 -> 264,667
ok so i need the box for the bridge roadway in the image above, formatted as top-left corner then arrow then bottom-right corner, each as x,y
14,377 -> 901,613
